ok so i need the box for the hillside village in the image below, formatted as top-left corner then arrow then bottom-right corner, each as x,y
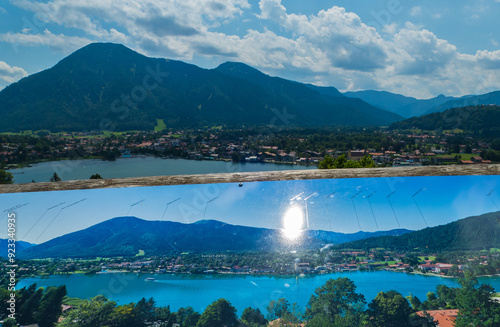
5,248 -> 498,280
1,127 -> 498,177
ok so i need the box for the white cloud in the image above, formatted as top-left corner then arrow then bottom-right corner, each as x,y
8,0 -> 250,59
410,6 -> 422,17
0,29 -> 92,53
258,0 -> 286,21
11,0 -> 250,38
471,50 -> 500,69
383,23 -> 398,35
2,0 -> 500,98
258,1 -> 388,72
392,27 -> 457,75
0,61 -> 28,84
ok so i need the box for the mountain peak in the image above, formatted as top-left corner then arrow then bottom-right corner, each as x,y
215,61 -> 267,79
194,219 -> 227,227
81,42 -> 130,50
59,42 -> 147,65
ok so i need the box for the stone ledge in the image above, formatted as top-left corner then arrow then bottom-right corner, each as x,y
1,164 -> 499,194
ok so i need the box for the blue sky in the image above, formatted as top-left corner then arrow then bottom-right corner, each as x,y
0,0 -> 500,98
1,175 -> 499,244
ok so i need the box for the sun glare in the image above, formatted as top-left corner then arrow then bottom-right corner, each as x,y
282,205 -> 304,240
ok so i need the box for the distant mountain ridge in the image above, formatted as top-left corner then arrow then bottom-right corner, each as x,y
1,239 -> 35,259
0,43 -> 402,132
18,217 -> 412,259
430,91 -> 500,114
345,90 -> 500,118
344,90 -> 463,118
335,211 -> 500,251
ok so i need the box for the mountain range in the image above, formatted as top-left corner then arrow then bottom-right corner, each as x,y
344,91 -> 463,118
2,42 -> 499,132
17,217 -> 411,259
0,43 -> 401,132
344,90 -> 500,118
15,211 -> 500,259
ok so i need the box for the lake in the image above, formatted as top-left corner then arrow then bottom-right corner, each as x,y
17,271 -> 500,315
10,157 -> 316,184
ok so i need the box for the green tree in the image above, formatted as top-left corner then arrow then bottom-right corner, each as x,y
319,154 -> 335,169
36,285 -> 68,327
231,152 -> 242,162
402,254 -> 419,267
319,154 -> 375,169
266,298 -> 302,325
131,297 -> 156,326
435,284 -> 459,308
426,292 -> 437,302
58,295 -> 116,327
2,318 -> 17,327
406,294 -> 423,311
267,298 -> 291,321
448,264 -> 461,277
90,173 -> 103,179
455,275 -> 500,327
367,290 -> 412,327
358,155 -> 376,168
0,288 -> 11,317
408,312 -> 438,327
177,306 -> 201,327
196,298 -> 239,327
0,169 -> 14,184
304,277 -> 366,325
50,172 -> 62,182
241,307 -> 267,326
109,303 -> 136,327
306,305 -> 368,327
17,283 -> 43,324
154,306 -> 172,323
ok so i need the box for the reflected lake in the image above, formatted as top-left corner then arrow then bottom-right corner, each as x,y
11,157 -> 316,184
17,271 -> 500,315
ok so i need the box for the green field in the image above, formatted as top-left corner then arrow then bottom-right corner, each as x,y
63,297 -> 87,306
154,119 -> 167,132
419,256 -> 436,261
434,153 -> 476,160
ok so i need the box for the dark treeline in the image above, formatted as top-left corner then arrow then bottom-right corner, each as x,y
0,284 -> 67,327
1,274 -> 499,327
390,105 -> 500,138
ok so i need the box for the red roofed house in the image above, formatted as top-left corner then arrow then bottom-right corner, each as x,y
416,309 -> 458,327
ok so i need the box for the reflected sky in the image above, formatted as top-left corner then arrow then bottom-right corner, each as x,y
1,175 -> 499,244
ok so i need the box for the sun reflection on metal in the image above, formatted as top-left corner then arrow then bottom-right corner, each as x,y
282,205 -> 305,240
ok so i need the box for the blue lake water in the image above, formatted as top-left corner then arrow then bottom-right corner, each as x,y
17,271 -> 500,315
11,157 -> 316,184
